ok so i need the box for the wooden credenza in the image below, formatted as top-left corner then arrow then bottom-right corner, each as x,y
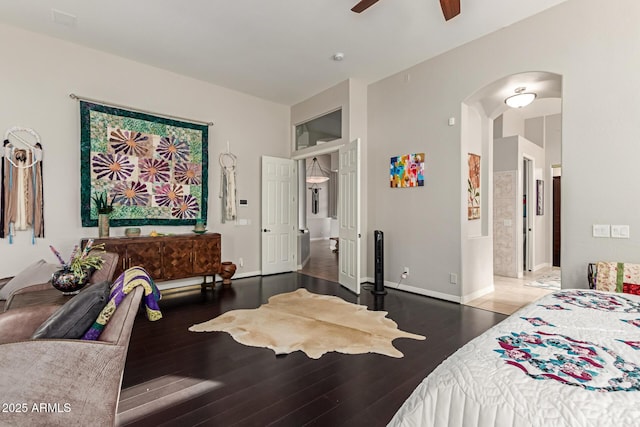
85,233 -> 221,284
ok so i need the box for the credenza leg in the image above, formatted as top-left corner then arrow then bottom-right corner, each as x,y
201,276 -> 215,291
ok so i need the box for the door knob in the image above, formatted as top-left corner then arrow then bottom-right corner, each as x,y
263,229 -> 271,232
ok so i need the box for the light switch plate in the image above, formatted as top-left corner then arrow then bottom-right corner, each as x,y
611,225 -> 630,239
593,224 -> 610,238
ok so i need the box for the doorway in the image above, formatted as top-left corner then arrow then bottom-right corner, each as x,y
523,157 -> 533,272
298,154 -> 339,283
462,71 -> 563,314
553,175 -> 561,267
295,139 -> 362,295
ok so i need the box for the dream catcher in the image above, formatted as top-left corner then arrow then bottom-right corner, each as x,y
1,127 -> 45,243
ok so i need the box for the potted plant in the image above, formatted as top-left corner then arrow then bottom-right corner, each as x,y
92,191 -> 113,237
49,240 -> 106,294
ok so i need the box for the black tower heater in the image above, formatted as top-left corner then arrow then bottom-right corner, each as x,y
372,230 -> 387,295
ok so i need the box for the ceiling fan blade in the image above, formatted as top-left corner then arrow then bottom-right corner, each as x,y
351,0 -> 380,13
440,0 -> 460,21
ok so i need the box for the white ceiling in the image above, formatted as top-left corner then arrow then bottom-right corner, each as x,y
0,0 -> 567,106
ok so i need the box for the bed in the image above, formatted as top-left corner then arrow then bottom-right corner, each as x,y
389,290 -> 640,427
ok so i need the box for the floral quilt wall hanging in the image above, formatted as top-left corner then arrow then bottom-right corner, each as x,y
80,101 -> 208,227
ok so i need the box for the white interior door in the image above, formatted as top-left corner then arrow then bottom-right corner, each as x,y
338,139 -> 361,294
261,156 -> 297,275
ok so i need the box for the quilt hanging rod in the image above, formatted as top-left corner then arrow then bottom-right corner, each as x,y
69,93 -> 214,126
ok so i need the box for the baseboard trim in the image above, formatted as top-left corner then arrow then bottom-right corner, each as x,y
460,285 -> 494,304
155,270 -> 262,291
533,263 -> 551,272
234,270 -> 261,279
362,277 -> 461,303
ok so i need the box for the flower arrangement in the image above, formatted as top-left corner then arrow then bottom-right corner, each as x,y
49,239 -> 105,280
92,191 -> 114,215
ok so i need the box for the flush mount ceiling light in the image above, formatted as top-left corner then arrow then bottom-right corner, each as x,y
306,157 -> 330,184
505,87 -> 537,108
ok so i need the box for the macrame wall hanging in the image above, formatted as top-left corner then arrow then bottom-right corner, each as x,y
219,143 -> 237,223
1,127 -> 45,244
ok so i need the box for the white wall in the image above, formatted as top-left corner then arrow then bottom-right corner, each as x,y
501,109 -> 526,139
368,0 -> 640,297
0,23 -> 290,279
525,116 -> 545,147
460,103 -> 494,302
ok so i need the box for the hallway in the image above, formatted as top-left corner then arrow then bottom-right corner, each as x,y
298,239 -> 338,283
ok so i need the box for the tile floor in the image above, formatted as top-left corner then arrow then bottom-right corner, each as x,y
465,267 -> 560,315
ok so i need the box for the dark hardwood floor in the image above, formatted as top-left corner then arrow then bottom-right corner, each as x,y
119,273 -> 506,426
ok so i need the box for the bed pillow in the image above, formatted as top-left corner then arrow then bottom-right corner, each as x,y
0,259 -> 59,300
31,281 -> 111,339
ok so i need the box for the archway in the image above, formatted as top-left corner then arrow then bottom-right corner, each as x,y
460,71 -> 562,314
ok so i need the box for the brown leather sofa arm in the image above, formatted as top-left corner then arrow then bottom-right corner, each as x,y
0,304 -> 59,344
3,282 -> 54,311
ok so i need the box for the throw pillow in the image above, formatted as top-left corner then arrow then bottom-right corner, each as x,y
31,281 -> 111,339
0,259 -> 59,300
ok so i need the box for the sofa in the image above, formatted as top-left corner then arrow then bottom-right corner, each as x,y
0,281 -> 144,426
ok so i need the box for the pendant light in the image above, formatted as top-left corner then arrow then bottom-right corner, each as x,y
505,87 -> 537,109
306,157 -> 330,184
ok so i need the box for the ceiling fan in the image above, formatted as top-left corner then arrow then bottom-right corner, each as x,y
351,0 -> 461,21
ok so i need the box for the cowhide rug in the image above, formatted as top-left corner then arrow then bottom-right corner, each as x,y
188,288 -> 425,359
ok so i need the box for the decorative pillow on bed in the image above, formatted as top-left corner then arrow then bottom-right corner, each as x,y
0,259 -> 59,300
31,281 -> 111,339
596,261 -> 640,295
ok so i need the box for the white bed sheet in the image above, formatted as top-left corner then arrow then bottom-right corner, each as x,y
389,290 -> 640,427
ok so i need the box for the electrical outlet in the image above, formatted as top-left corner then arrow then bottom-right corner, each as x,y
449,273 -> 457,285
403,267 -> 410,275
239,257 -> 244,268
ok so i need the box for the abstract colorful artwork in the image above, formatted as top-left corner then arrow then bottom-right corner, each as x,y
80,102 -> 208,227
468,153 -> 480,220
390,153 -> 425,188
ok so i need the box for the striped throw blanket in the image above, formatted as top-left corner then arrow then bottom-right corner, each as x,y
82,266 -> 162,340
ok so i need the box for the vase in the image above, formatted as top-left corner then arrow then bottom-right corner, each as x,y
98,214 -> 110,238
219,261 -> 237,287
51,267 -> 94,295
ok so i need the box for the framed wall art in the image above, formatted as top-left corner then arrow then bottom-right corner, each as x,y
390,153 -> 425,188
467,153 -> 480,220
536,179 -> 544,216
80,101 -> 209,227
